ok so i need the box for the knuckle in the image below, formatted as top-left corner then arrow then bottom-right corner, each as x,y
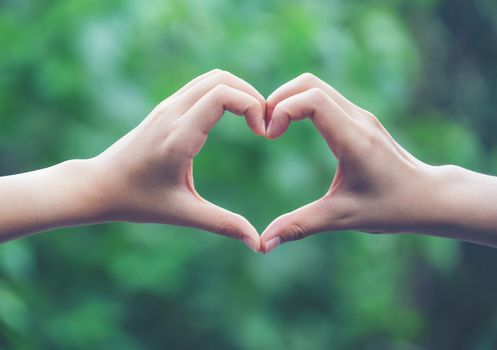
149,100 -> 172,120
210,68 -> 224,75
143,111 -> 175,137
363,110 -> 376,120
364,111 -> 381,127
217,70 -> 234,83
355,124 -> 379,151
209,84 -> 230,100
216,221 -> 242,239
307,87 -> 329,107
156,98 -> 169,110
298,72 -> 319,85
284,222 -> 307,242
273,103 -> 291,119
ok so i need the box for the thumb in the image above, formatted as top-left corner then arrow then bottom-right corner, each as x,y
177,196 -> 261,252
261,198 -> 346,253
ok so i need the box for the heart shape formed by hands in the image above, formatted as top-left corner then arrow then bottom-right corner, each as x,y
96,69 -> 432,254
0,70 -> 492,249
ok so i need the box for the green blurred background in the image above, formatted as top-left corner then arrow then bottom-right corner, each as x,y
1,0 -> 497,349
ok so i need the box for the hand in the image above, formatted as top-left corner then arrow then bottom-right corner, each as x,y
260,73 -> 453,252
4,70 -> 496,249
90,69 -> 265,251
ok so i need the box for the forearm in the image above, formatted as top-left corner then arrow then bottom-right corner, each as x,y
415,165 -> 497,247
0,159 -> 105,242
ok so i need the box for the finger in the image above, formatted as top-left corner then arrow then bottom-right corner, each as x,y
180,198 -> 261,252
266,73 -> 361,120
174,70 -> 265,122
260,199 -> 334,253
266,88 -> 358,155
147,70 -> 222,118
167,69 -> 223,100
180,84 -> 265,138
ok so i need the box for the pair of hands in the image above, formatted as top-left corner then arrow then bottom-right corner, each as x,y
90,69 -> 443,253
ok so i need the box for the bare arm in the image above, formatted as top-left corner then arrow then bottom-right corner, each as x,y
261,73 -> 497,252
0,160 -> 104,241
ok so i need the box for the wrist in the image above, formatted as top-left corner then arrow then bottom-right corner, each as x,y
59,158 -> 113,225
82,155 -> 139,223
406,164 -> 497,245
424,164 -> 463,225
398,164 -> 463,233
372,164 -> 461,235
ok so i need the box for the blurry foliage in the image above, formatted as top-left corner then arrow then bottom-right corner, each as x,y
1,0 -> 497,349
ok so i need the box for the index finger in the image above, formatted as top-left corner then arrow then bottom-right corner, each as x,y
266,73 -> 362,120
178,84 -> 266,148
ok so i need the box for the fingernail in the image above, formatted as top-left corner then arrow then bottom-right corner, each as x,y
264,237 -> 281,254
266,121 -> 274,138
243,237 -> 259,253
260,117 -> 266,135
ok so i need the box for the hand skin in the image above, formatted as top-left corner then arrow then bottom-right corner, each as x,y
261,73 -> 497,253
0,69 -> 264,251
